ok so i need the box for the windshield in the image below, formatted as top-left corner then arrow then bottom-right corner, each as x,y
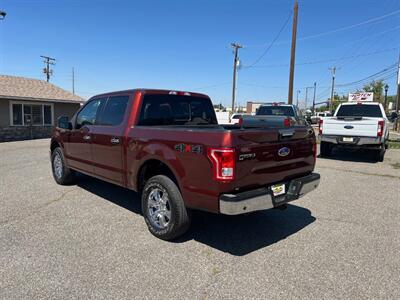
336,104 -> 382,118
256,106 -> 295,117
138,94 -> 218,126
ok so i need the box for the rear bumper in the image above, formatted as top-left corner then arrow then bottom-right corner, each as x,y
320,135 -> 384,147
219,173 -> 320,215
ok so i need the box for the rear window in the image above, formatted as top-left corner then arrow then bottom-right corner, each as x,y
138,94 -> 218,126
336,104 -> 382,118
98,96 -> 129,126
256,106 -> 295,117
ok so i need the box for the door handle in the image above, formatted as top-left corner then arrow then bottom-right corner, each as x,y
83,135 -> 91,141
110,137 -> 120,145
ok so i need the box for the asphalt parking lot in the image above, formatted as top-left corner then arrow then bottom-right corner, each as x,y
1,139 -> 400,299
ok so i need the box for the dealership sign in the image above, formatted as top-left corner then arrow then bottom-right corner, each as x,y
348,92 -> 374,102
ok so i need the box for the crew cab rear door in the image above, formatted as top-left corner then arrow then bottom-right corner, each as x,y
90,95 -> 130,186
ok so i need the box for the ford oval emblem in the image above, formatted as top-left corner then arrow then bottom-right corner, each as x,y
344,125 -> 354,129
278,147 -> 290,157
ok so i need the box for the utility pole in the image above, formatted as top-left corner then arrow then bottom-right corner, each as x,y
312,82 -> 317,113
288,0 -> 299,104
305,87 -> 309,110
296,90 -> 301,107
231,42 -> 242,114
329,67 -> 336,112
40,55 -> 55,82
72,67 -> 75,95
395,53 -> 400,131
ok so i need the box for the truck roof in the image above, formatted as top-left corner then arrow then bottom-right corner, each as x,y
90,89 -> 210,100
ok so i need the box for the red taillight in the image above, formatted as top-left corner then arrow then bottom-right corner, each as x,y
377,120 -> 385,137
284,118 -> 291,127
238,117 -> 244,127
313,142 -> 317,164
208,148 -> 235,181
318,119 -> 323,134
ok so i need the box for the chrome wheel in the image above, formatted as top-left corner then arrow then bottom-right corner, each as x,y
53,152 -> 63,179
147,187 -> 171,229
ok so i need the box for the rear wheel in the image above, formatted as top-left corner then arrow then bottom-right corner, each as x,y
51,147 -> 76,185
141,175 -> 191,240
375,147 -> 385,162
320,141 -> 332,157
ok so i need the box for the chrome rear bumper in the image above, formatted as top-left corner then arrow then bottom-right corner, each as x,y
219,173 -> 320,215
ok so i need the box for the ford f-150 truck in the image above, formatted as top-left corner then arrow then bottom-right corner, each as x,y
319,101 -> 389,161
50,89 -> 320,240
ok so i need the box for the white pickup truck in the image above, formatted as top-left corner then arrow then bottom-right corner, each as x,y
319,102 -> 389,161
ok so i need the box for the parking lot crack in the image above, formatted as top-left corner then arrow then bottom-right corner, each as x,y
318,166 -> 400,180
0,188 -> 77,226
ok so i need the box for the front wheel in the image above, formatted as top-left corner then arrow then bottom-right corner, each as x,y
141,175 -> 191,240
51,147 -> 76,185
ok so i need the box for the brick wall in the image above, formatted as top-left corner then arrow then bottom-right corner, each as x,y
0,126 -> 53,142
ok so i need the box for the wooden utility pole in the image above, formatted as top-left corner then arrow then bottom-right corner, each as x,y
231,42 -> 242,113
329,67 -> 336,112
40,55 -> 55,82
312,82 -> 317,113
72,67 -> 75,95
395,53 -> 400,131
288,0 -> 299,104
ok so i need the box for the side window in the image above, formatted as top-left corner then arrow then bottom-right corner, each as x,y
76,98 -> 104,129
98,96 -> 129,126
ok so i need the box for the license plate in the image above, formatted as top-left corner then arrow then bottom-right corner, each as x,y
343,137 -> 353,142
271,183 -> 286,196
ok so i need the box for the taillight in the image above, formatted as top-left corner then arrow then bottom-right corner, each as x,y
313,142 -> 317,164
238,117 -> 244,127
377,120 -> 385,137
208,148 -> 235,181
284,118 -> 291,127
318,119 -> 323,135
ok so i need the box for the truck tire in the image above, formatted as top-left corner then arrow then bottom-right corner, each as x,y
375,148 -> 385,162
320,141 -> 332,157
51,147 -> 76,185
141,175 -> 191,240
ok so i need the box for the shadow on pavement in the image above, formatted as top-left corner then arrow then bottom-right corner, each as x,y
319,147 -> 379,163
77,175 -> 315,256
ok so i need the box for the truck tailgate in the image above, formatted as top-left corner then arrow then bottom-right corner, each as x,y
323,117 -> 379,137
232,127 -> 315,190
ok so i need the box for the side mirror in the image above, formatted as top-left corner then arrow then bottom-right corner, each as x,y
57,116 -> 72,130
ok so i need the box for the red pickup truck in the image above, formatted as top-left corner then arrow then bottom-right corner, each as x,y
50,89 -> 320,240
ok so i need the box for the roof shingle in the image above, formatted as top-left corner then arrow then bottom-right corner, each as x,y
0,75 -> 85,103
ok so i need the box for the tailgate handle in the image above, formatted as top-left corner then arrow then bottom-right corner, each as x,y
279,130 -> 295,137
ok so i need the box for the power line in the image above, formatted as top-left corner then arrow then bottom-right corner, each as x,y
245,47 -> 399,68
244,10 -> 292,68
297,8 -> 400,42
336,63 -> 397,87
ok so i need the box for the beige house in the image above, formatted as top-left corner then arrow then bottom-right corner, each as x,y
0,75 -> 85,142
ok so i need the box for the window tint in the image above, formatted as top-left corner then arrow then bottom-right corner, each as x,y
232,115 -> 241,119
76,99 -> 103,129
98,96 -> 129,126
138,95 -> 217,126
12,104 -> 23,125
256,106 -> 295,117
336,104 -> 382,118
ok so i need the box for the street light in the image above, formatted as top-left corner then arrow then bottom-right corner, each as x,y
0,11 -> 6,20
296,90 -> 301,107
384,84 -> 389,111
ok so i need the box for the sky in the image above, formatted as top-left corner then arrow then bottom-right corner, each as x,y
0,0 -> 399,107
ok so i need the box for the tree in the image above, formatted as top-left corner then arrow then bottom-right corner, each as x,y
362,80 -> 385,103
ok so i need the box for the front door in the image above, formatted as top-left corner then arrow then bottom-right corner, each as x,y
91,95 -> 130,186
65,98 -> 106,174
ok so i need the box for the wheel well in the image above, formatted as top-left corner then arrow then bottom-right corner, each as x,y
137,160 -> 179,192
50,141 -> 60,153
